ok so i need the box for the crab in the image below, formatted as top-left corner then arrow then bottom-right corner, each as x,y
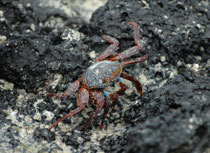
46,22 -> 148,131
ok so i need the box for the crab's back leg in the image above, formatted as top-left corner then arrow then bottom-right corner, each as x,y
46,79 -> 81,100
96,35 -> 119,61
122,54 -> 148,66
120,72 -> 143,96
108,22 -> 143,61
108,46 -> 141,61
129,22 -> 143,48
49,88 -> 89,130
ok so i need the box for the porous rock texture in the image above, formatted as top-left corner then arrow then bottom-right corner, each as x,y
0,0 -> 209,152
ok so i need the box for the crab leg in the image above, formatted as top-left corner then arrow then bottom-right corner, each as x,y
100,100 -> 109,129
128,22 -> 143,49
108,46 -> 140,61
101,35 -> 119,46
46,79 -> 80,100
49,88 -> 89,130
99,81 -> 126,129
122,54 -> 148,66
120,72 -> 143,96
117,78 -> 127,94
96,35 -> 119,61
84,98 -> 105,131
108,22 -> 143,61
86,90 -> 118,130
104,90 -> 118,103
86,91 -> 109,130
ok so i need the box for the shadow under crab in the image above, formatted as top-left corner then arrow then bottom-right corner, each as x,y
46,22 -> 148,131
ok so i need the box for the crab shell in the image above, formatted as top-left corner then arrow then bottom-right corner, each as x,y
82,60 -> 123,89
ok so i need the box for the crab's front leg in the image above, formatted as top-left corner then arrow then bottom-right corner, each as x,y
100,100 -> 109,129
85,90 -> 118,130
120,72 -> 143,96
117,78 -> 127,94
104,91 -> 119,107
103,78 -> 127,108
84,91 -> 106,131
48,88 -> 89,130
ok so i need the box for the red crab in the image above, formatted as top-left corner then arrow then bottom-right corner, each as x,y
46,22 -> 148,131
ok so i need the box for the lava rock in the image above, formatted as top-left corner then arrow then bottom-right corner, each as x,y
124,75 -> 210,153
1,0 -> 210,152
33,128 -> 55,142
90,0 -> 210,65
0,0 -> 89,92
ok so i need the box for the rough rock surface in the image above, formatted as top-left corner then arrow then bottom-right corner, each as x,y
0,0 -> 209,153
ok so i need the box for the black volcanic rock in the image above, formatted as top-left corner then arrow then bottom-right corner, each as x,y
0,0 -> 209,152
